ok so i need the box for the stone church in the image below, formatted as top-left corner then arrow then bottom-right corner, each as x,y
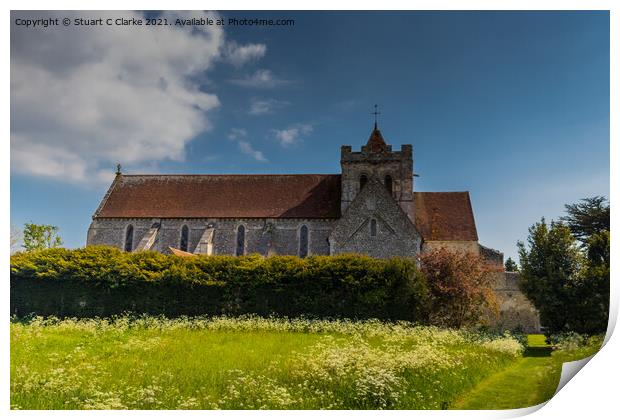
87,123 -> 540,332
88,124 -> 484,259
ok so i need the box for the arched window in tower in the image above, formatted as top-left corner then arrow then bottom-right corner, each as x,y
299,225 -> 309,258
124,224 -> 134,252
235,225 -> 245,256
384,175 -> 393,195
360,174 -> 368,190
370,219 -> 377,237
180,225 -> 189,252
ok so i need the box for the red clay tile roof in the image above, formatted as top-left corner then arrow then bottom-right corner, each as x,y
94,174 -> 342,219
414,192 -> 478,241
94,175 -> 478,241
366,128 -> 388,152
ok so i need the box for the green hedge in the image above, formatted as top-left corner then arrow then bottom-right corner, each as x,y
10,246 -> 429,321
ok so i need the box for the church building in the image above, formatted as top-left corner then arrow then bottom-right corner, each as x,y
88,123 -> 490,260
88,122 -> 542,332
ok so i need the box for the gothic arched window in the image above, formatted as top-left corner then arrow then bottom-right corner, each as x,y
124,224 -> 134,252
299,225 -> 309,258
370,219 -> 377,237
235,225 -> 245,256
360,174 -> 368,190
180,225 -> 189,252
385,175 -> 393,195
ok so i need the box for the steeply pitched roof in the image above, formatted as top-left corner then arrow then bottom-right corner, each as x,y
414,192 -> 478,241
366,128 -> 388,152
93,174 -> 479,242
94,174 -> 342,219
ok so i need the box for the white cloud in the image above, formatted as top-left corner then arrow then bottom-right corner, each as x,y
249,98 -> 290,115
227,128 -> 248,141
11,10 -> 224,186
272,124 -> 313,147
227,128 -> 268,162
224,41 -> 266,67
238,140 -> 268,162
229,69 -> 290,89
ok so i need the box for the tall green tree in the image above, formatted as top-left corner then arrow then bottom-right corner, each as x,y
22,223 -> 63,252
570,230 -> 610,333
559,196 -> 610,333
519,199 -> 610,335
504,257 -> 518,272
560,196 -> 609,244
517,219 -> 583,334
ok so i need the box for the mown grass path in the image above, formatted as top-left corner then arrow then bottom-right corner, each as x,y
452,335 -> 560,409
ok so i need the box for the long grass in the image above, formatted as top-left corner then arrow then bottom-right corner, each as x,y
11,315 -> 524,410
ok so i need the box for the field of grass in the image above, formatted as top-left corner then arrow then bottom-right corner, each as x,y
11,315 -> 526,410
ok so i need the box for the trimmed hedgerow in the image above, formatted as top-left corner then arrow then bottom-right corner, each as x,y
10,246 -> 429,321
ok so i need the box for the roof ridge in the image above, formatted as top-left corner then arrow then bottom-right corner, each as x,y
415,191 -> 470,194
93,172 -> 342,219
120,173 -> 341,177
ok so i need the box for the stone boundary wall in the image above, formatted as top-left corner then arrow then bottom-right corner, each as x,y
490,271 -> 541,333
479,244 -> 503,267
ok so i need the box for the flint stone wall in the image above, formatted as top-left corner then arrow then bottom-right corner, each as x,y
329,180 -> 421,258
87,218 -> 334,256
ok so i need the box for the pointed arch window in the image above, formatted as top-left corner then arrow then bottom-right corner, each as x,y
299,225 -> 309,258
236,225 -> 245,256
124,224 -> 134,252
180,225 -> 189,252
370,219 -> 377,237
385,175 -> 393,195
360,174 -> 368,190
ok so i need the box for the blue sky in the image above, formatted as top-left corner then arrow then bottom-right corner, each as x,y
10,11 -> 609,260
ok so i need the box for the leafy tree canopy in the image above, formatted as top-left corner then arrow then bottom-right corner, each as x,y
560,196 -> 609,244
518,195 -> 610,336
420,248 -> 498,329
517,219 -> 583,334
22,223 -> 63,252
504,257 -> 518,272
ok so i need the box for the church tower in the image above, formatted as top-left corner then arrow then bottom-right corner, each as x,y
340,122 -> 414,221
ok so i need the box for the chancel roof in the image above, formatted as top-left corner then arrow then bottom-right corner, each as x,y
413,192 -> 479,241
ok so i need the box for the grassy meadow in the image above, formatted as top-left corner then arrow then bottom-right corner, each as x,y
10,316 -> 602,410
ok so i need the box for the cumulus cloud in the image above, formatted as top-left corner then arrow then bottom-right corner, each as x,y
248,98 -> 290,115
229,69 -> 290,89
227,128 -> 268,162
271,124 -> 313,147
11,10 -> 224,185
224,41 -> 266,67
